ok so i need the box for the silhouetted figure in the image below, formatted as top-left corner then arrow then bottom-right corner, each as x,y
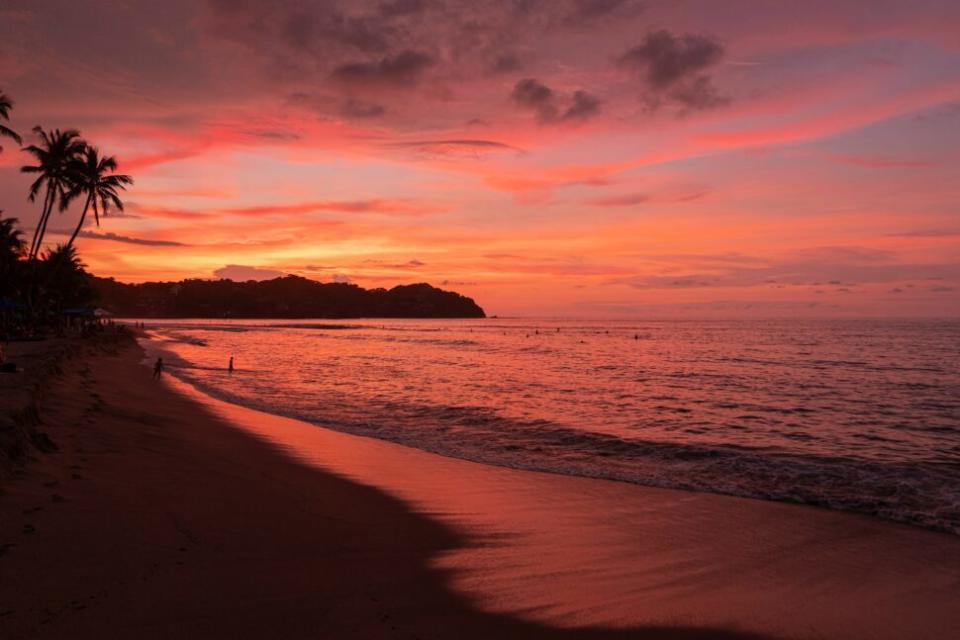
153,357 -> 164,379
228,356 -> 234,374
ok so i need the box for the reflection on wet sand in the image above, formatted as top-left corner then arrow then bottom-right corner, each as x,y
175,375 -> 960,640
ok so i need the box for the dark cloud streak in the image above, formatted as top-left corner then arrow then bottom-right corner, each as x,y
378,0 -> 430,17
511,78 -> 601,124
619,31 -> 723,89
618,30 -> 728,112
331,49 -> 435,88
563,90 -> 602,121
48,229 -> 187,247
511,78 -> 558,122
388,138 -> 525,155
343,98 -> 388,118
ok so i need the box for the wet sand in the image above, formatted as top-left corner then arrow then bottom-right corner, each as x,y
1,338 -> 959,639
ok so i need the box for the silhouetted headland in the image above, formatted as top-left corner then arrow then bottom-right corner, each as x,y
92,275 -> 486,319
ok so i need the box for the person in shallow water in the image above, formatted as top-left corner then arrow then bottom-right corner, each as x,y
228,356 -> 234,374
153,357 -> 164,379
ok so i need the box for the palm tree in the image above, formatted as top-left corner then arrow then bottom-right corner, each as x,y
20,127 -> 86,259
0,213 -> 25,261
0,212 -> 26,299
42,243 -> 84,272
0,90 -> 21,151
64,146 -> 133,250
40,243 -> 95,308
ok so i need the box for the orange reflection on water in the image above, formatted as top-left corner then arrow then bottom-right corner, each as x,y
162,373 -> 960,640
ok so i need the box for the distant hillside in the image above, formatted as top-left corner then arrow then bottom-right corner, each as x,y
92,275 -> 485,319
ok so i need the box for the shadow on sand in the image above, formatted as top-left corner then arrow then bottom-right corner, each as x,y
0,340 -> 770,639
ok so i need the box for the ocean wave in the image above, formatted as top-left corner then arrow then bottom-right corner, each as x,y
157,363 -> 960,535
140,318 -> 960,537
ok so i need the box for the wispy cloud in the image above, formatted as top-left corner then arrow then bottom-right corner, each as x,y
48,229 -> 187,247
387,139 -> 525,156
126,204 -> 214,220
828,154 -> 938,168
611,246 -> 960,289
217,199 -> 440,217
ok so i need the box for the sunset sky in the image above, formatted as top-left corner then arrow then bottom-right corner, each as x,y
1,0 -> 958,316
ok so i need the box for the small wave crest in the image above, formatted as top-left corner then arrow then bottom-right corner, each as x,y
142,317 -> 960,537
156,364 -> 960,536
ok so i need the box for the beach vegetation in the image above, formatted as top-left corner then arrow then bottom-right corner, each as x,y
0,213 -> 26,299
0,90 -> 131,336
0,90 -> 21,150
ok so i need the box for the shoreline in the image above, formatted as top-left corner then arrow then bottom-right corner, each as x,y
1,336 -> 959,638
142,321 -> 960,538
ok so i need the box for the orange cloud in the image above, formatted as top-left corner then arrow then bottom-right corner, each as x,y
217,199 -> 441,217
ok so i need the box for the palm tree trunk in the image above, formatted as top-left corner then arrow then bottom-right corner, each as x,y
31,187 -> 54,258
31,189 -> 57,260
29,187 -> 54,259
65,193 -> 93,251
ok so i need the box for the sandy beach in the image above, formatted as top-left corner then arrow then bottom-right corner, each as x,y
2,335 -> 959,639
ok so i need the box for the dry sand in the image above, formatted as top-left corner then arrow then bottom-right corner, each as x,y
1,336 -> 959,639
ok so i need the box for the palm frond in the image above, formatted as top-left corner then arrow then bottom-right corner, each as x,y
0,124 -> 21,146
27,175 -> 46,201
108,192 -> 124,211
0,92 -> 11,119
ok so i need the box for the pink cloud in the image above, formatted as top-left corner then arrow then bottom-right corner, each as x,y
1,0 -> 958,316
217,199 -> 441,217
827,154 -> 938,169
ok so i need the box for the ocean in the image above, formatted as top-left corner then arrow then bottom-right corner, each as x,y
141,317 -> 960,534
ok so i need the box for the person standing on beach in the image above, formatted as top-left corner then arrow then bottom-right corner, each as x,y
228,356 -> 234,374
153,357 -> 164,379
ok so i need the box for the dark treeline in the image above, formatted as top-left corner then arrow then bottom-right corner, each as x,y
92,276 -> 486,319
